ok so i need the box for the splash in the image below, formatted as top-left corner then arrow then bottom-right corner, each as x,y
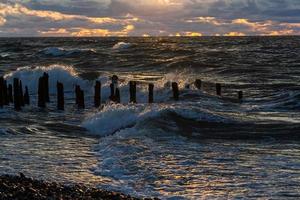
4,65 -> 91,94
82,102 -> 232,136
112,42 -> 132,50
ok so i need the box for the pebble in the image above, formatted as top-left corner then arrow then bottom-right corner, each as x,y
0,174 -> 159,200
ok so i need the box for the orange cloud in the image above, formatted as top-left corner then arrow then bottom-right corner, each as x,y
185,17 -> 222,26
40,24 -> 135,37
39,28 -> 70,36
266,30 -> 295,36
280,23 -> 300,28
231,18 -> 273,32
184,32 -> 202,36
0,16 -> 5,26
224,32 -> 246,36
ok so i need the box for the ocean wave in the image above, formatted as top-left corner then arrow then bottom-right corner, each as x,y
250,90 -> 300,111
0,53 -> 10,58
4,65 -> 92,94
112,42 -> 132,50
82,102 -> 232,136
38,47 -> 96,57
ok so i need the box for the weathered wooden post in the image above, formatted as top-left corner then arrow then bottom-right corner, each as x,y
43,72 -> 50,102
75,85 -> 80,105
115,88 -> 121,103
3,80 -> 9,105
24,86 -> 30,105
19,80 -> 24,107
13,78 -> 21,111
0,77 -> 3,107
57,82 -> 64,110
38,77 -> 46,108
172,82 -> 179,101
195,79 -> 202,90
78,89 -> 85,109
94,81 -> 101,108
148,83 -> 154,103
8,84 -> 13,103
238,91 -> 243,101
110,75 -> 119,103
129,81 -> 137,103
216,83 -> 221,96
110,83 -> 114,100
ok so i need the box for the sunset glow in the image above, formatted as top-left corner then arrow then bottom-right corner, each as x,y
0,1 -> 300,36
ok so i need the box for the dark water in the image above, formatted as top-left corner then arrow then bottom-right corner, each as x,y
0,37 -> 300,199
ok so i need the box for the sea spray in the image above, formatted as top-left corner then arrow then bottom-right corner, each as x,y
82,102 -> 234,136
112,42 -> 132,50
4,65 -> 92,94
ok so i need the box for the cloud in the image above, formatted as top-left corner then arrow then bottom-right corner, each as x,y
0,16 -> 6,26
39,24 -> 135,37
184,32 -> 202,37
224,32 -> 246,36
0,1 -> 300,36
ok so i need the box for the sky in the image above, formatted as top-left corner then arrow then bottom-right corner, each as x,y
0,0 -> 300,37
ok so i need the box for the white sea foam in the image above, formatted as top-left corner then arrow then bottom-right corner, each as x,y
0,53 -> 10,58
39,47 -> 96,56
82,101 -> 231,136
82,104 -> 162,136
112,42 -> 132,50
4,65 -> 92,94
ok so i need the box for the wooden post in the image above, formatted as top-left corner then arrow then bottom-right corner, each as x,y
19,80 -> 24,107
13,78 -> 21,111
43,72 -> 50,102
94,81 -> 101,108
38,77 -> 46,108
172,82 -> 179,101
78,89 -> 85,109
8,84 -> 13,103
129,81 -> 137,103
195,79 -> 202,90
80,90 -> 85,109
24,86 -> 30,105
115,88 -> 121,103
148,83 -> 154,103
216,83 -> 221,96
3,80 -> 9,105
238,91 -> 243,101
109,83 -> 115,101
75,85 -> 80,105
0,77 -> 3,107
57,82 -> 64,110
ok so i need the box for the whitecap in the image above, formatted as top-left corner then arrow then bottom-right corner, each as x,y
112,42 -> 132,50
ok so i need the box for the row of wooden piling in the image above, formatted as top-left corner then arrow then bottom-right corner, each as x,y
0,75 -> 243,111
194,79 -> 243,101
0,77 -> 30,111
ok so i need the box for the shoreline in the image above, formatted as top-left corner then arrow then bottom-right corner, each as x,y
0,173 -> 158,200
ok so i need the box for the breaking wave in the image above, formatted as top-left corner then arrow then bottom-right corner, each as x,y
112,42 -> 132,50
4,65 -> 91,94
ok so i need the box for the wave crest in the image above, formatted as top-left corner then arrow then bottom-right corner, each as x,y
39,47 -> 96,57
4,65 -> 91,94
112,42 -> 132,50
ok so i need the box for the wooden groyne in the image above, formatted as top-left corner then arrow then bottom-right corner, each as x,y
0,74 -> 243,111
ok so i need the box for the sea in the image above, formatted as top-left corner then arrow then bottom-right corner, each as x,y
0,37 -> 300,199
